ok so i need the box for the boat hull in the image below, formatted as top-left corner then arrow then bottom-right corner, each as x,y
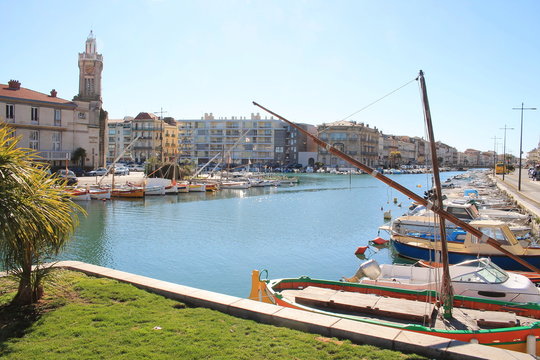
392,238 -> 540,272
111,188 -> 144,198
89,189 -> 111,200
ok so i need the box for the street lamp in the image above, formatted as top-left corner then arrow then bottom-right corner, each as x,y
512,103 -> 537,191
499,125 -> 514,181
490,136 -> 500,176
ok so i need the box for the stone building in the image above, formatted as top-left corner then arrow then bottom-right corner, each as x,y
435,142 -> 458,166
0,32 -> 107,169
317,120 -> 380,168
131,112 -> 165,163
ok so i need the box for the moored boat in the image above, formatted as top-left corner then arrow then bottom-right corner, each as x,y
349,258 -> 540,306
249,270 -> 540,353
164,184 -> 178,195
88,187 -> 111,200
220,181 -> 250,189
145,185 -> 165,196
188,183 -> 206,192
391,220 -> 540,272
111,186 -> 144,198
66,188 -> 91,201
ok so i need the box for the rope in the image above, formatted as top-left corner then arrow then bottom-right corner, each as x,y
319,77 -> 418,134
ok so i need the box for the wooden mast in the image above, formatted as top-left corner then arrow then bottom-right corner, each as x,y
418,70 -> 453,318
252,99 -> 540,274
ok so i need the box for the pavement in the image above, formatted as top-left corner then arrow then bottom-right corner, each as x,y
492,169 -> 540,219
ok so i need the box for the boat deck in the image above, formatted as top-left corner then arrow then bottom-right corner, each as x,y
280,286 -> 535,331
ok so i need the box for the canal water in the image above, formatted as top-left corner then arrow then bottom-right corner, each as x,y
62,172 -> 461,297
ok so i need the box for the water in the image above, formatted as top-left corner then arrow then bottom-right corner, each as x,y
61,172 -> 461,297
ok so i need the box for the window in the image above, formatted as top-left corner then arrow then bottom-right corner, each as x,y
275,146 -> 283,153
6,104 -> 14,121
29,130 -> 39,150
78,112 -> 86,119
52,132 -> 61,151
54,109 -> 61,126
31,107 -> 39,123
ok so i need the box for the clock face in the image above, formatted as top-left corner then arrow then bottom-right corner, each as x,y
84,64 -> 94,75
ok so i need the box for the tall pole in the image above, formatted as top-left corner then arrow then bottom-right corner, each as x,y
418,70 -> 452,319
512,103 -> 536,191
490,136 -> 500,176
500,125 -> 514,181
154,107 -> 168,164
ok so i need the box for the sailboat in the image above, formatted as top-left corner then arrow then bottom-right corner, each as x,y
248,71 -> 540,354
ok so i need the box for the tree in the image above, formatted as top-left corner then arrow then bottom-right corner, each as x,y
0,126 -> 84,305
72,147 -> 87,167
389,151 -> 402,168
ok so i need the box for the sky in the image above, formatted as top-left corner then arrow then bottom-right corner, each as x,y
2,0 -> 539,154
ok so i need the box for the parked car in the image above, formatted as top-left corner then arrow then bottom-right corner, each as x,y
55,169 -> 78,186
86,167 -> 109,176
127,164 -> 145,172
114,166 -> 130,176
67,167 -> 86,177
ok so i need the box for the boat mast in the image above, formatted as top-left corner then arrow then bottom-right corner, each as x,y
251,101 -> 540,274
418,70 -> 453,318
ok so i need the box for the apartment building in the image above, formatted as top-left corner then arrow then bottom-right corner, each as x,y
107,117 -> 133,162
177,112 -> 292,168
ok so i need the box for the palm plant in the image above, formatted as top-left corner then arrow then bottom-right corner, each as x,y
0,126 -> 84,305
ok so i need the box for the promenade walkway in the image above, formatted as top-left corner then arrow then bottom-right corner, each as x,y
492,170 -> 540,220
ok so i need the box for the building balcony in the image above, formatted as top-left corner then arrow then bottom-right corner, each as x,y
36,150 -> 71,161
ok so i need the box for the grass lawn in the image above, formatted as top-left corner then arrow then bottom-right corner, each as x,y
0,270 -> 426,359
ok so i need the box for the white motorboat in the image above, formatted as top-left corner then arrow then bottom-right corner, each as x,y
350,258 -> 540,304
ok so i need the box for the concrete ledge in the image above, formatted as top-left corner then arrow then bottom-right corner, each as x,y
51,261 -> 533,360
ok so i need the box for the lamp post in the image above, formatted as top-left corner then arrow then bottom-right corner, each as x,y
500,125 -> 514,181
490,136 -> 501,176
512,103 -> 536,191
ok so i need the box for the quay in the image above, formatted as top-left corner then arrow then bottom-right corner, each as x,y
49,261 -> 531,360
493,170 -> 540,221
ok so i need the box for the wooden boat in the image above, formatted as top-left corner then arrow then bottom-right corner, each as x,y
204,183 -> 218,192
88,187 -> 111,200
249,270 -> 540,353
220,181 -> 250,189
66,188 -> 91,201
391,220 -> 540,272
164,184 -> 178,195
144,185 -> 165,196
188,183 -> 206,192
249,71 -> 540,354
111,186 -> 144,198
387,202 -> 532,238
177,183 -> 189,193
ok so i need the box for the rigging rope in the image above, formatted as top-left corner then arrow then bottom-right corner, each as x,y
319,77 -> 418,135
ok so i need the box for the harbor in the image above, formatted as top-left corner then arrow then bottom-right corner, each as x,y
62,172 -> 439,297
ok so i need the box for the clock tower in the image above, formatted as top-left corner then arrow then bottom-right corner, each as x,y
73,31 -> 107,168
77,31 -> 103,101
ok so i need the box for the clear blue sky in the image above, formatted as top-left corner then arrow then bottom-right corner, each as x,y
2,0 -> 539,154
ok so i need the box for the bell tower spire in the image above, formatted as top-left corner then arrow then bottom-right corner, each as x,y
77,30 -> 103,101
